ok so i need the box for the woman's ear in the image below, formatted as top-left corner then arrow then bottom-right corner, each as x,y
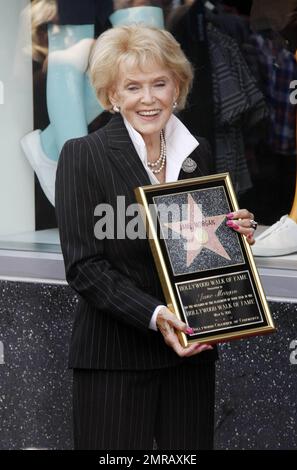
108,87 -> 118,108
174,81 -> 180,104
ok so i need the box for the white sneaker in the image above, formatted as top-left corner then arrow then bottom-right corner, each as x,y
21,130 -> 57,206
252,215 -> 297,256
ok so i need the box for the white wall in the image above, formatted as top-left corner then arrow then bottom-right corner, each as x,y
0,0 -> 35,236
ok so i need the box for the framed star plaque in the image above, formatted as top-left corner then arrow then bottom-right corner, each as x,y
135,173 -> 275,347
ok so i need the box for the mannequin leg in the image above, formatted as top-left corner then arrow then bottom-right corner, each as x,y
46,24 -> 95,156
109,6 -> 164,27
21,24 -> 102,205
39,125 -> 59,164
83,73 -> 104,125
40,72 -> 103,162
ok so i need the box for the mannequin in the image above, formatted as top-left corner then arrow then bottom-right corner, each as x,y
21,0 -> 164,206
250,0 -> 297,256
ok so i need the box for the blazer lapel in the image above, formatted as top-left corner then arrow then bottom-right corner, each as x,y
100,114 -> 207,189
178,139 -> 210,180
103,114 -> 151,189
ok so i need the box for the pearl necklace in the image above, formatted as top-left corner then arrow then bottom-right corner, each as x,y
147,129 -> 166,174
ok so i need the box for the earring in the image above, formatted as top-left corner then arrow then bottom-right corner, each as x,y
113,104 -> 120,113
173,101 -> 177,110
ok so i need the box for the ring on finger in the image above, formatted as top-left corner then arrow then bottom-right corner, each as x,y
250,220 -> 258,230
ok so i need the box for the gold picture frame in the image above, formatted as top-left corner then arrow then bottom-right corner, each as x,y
135,173 -> 276,347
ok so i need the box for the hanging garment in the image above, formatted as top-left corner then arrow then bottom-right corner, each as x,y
208,24 -> 268,194
206,8 -> 251,47
244,32 -> 297,156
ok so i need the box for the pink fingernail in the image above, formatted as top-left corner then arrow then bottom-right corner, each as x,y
226,213 -> 234,219
186,327 -> 194,334
226,221 -> 240,230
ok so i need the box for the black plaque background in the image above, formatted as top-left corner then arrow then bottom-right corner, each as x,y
176,271 -> 263,337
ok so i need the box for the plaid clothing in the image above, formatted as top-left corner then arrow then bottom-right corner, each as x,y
244,33 -> 297,156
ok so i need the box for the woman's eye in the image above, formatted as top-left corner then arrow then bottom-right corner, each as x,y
127,86 -> 139,91
155,82 -> 165,87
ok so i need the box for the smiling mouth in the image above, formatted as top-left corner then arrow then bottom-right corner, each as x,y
137,109 -> 161,117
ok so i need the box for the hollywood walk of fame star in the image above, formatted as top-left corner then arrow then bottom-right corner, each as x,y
164,194 -> 231,267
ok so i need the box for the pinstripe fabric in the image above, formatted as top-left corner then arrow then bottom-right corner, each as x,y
55,113 -> 218,369
73,362 -> 215,450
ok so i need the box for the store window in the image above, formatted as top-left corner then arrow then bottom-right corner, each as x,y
0,0 -> 60,253
0,1 -> 111,255
0,0 -> 164,254
0,0 -> 165,254
0,0 -> 296,258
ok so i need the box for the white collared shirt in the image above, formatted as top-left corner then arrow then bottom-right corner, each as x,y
123,114 -> 199,330
123,114 -> 199,184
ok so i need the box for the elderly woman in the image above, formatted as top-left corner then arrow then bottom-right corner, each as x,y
55,25 -> 256,450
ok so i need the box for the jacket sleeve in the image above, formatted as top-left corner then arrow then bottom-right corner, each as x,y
55,137 -> 162,332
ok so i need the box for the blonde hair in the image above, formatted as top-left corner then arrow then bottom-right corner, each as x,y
89,24 -> 194,111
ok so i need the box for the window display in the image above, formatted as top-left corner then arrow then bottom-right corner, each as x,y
0,0 -> 35,249
0,0 -> 296,260
0,0 -> 164,253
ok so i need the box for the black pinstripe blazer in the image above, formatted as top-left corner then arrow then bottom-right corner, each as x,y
55,113 -> 218,370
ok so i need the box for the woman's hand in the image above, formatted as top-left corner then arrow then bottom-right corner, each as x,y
156,307 -> 213,357
226,209 -> 257,245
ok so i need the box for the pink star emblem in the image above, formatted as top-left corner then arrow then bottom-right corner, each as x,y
164,194 -> 231,267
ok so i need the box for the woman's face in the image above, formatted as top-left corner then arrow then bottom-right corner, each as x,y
109,59 -> 179,141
